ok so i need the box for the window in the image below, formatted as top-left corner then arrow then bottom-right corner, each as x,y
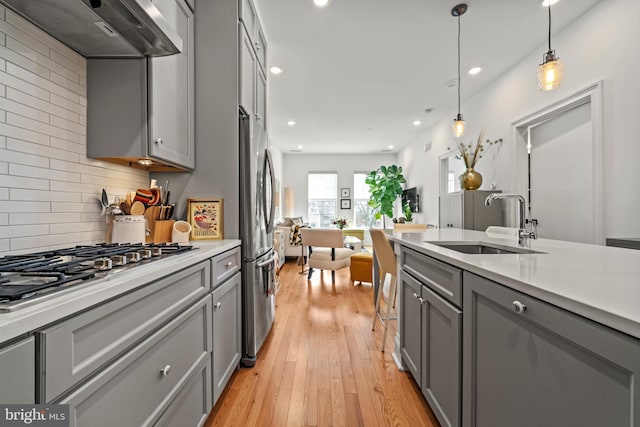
308,173 -> 337,228
353,173 -> 381,228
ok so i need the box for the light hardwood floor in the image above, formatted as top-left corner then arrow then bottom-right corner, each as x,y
205,261 -> 439,427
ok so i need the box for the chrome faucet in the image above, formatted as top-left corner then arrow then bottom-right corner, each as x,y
485,193 -> 537,246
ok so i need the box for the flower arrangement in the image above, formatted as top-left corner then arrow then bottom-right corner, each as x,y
333,217 -> 349,229
455,128 -> 503,169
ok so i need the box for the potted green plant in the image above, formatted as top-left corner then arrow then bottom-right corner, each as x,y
402,202 -> 413,222
365,165 -> 406,225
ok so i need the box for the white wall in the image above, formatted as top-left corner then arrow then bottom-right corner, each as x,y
399,0 -> 640,237
282,153 -> 397,222
0,6 -> 150,254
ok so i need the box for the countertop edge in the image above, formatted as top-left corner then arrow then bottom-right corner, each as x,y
0,240 -> 241,344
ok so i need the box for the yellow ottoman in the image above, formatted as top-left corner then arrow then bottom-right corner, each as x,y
350,252 -> 373,285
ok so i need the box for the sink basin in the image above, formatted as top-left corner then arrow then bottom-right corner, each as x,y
426,241 -> 544,255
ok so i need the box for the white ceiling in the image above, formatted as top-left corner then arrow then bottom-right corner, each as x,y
255,0 -> 600,154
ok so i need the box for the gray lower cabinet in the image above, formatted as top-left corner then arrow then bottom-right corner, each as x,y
463,271 -> 640,427
58,297 -> 212,427
401,269 -> 462,427
0,337 -> 35,403
212,271 -> 242,404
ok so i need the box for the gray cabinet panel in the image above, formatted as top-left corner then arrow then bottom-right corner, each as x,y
439,191 -> 503,231
0,337 -> 35,403
212,272 -> 241,404
149,0 -> 195,169
42,261 -> 210,401
59,297 -> 211,427
211,247 -> 241,289
155,358 -> 211,427
463,271 -> 640,427
421,284 -> 461,427
400,271 -> 422,383
401,246 -> 462,307
239,24 -> 256,117
256,64 -> 267,131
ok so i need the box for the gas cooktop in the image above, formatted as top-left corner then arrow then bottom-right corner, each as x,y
0,243 -> 195,312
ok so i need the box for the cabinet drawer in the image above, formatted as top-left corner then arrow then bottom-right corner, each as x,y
59,297 -> 211,427
401,246 -> 462,307
0,337 -> 35,404
41,261 -> 210,401
212,247 -> 241,288
155,357 -> 211,427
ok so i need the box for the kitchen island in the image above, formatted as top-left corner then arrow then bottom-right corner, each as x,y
0,240 -> 241,427
388,228 -> 640,427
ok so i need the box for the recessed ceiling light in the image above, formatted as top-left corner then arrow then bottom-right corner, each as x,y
270,66 -> 283,75
388,145 -> 394,150
313,0 -> 329,7
287,120 -> 296,126
138,158 -> 153,166
297,145 -> 303,150
541,0 -> 559,6
468,66 -> 482,75
413,120 -> 421,126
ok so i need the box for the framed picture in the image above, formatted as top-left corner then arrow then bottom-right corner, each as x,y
340,198 -> 351,209
340,188 -> 350,198
187,198 -> 224,240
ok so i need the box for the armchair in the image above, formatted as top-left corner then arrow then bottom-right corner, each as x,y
301,228 -> 355,283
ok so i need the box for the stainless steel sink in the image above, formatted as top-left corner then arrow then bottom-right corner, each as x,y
426,241 -> 544,255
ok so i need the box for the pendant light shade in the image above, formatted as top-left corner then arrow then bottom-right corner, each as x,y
538,3 -> 562,91
452,4 -> 467,138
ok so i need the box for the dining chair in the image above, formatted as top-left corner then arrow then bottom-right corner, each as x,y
370,229 -> 398,352
301,228 -> 355,283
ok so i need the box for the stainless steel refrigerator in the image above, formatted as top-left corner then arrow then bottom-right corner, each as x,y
239,109 -> 276,367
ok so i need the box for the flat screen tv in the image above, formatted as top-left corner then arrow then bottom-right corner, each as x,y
402,187 -> 419,213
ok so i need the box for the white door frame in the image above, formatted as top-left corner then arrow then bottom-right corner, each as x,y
511,81 -> 604,244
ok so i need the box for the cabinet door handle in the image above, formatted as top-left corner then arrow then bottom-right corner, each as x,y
255,42 -> 261,51
512,301 -> 527,313
160,364 -> 171,377
214,302 -> 222,309
225,261 -> 233,268
412,292 -> 419,299
155,138 -> 163,145
255,114 -> 262,121
417,297 -> 426,305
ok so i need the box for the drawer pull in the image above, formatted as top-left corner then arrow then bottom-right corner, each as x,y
512,301 -> 527,313
214,302 -> 222,309
160,364 -> 171,377
225,261 -> 233,268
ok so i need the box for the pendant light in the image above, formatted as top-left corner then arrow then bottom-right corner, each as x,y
452,4 -> 467,138
538,2 -> 563,90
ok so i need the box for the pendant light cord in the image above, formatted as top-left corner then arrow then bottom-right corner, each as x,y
547,5 -> 552,52
457,14 -> 461,116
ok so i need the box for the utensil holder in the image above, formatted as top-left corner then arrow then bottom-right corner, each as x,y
153,220 -> 176,244
144,206 -> 161,243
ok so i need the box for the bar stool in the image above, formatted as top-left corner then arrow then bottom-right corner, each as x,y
370,229 -> 397,352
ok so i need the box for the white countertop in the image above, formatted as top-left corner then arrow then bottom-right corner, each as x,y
388,229 -> 640,340
0,240 -> 241,344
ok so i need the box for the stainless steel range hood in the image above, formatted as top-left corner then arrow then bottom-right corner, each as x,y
1,0 -> 182,57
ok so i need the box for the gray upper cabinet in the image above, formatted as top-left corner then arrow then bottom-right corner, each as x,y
149,0 -> 195,169
87,0 -> 194,171
0,337 -> 35,404
238,0 -> 267,132
211,271 -> 242,404
439,191 -> 503,230
463,271 -> 640,427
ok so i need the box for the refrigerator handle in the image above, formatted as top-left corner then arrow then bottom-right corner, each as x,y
263,148 -> 276,234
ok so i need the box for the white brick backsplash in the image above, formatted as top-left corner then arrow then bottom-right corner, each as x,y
7,87 -> 80,123
0,95 -> 50,123
10,163 -> 80,183
0,148 -> 49,168
7,138 -> 79,162
0,224 -> 49,239
0,13 -> 149,254
10,189 -> 80,202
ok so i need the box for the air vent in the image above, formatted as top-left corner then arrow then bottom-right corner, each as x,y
94,21 -> 119,38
